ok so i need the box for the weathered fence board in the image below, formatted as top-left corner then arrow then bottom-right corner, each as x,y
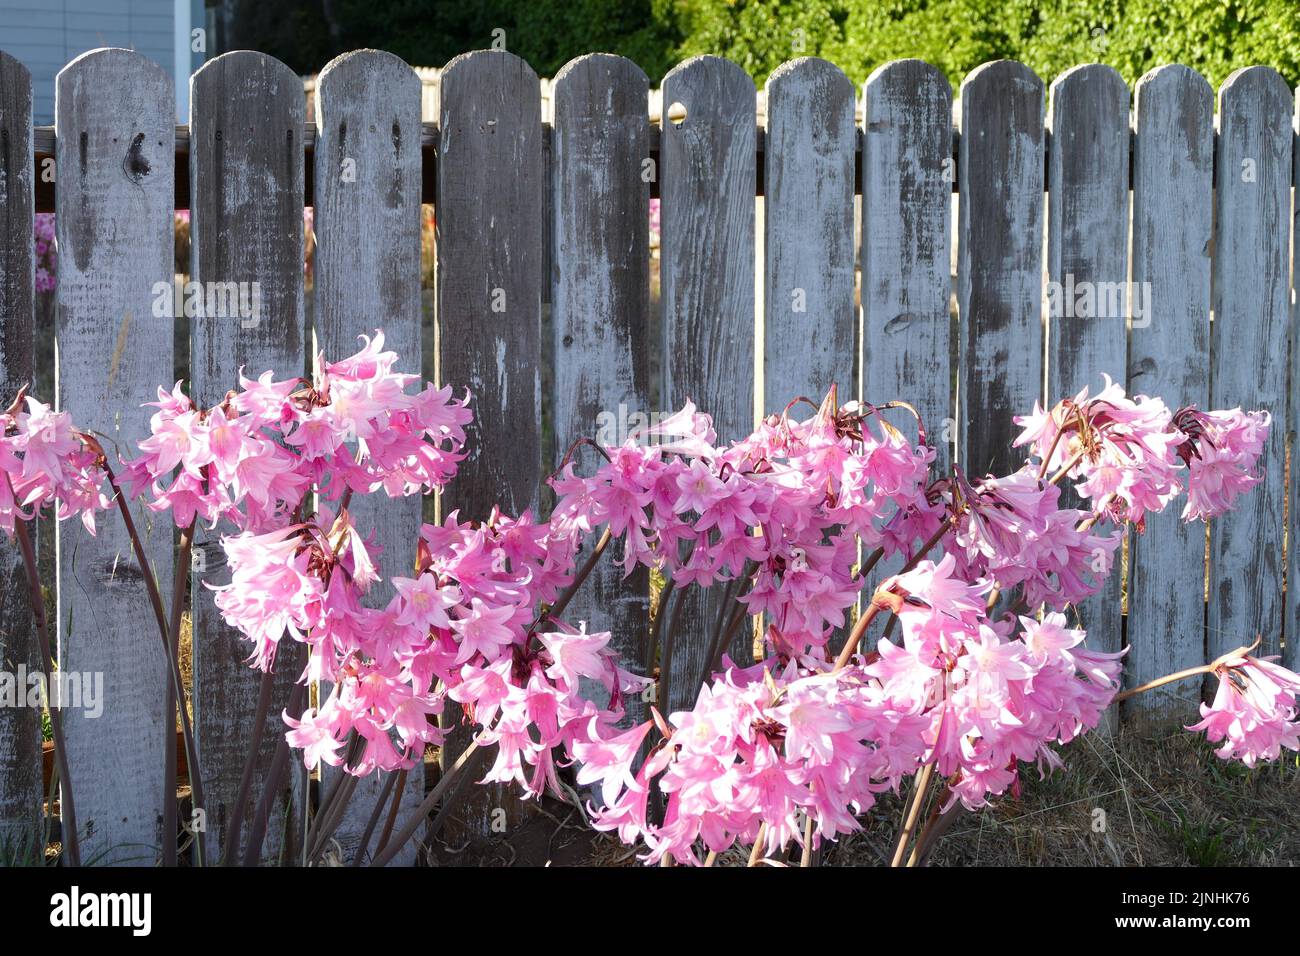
55,48 -> 174,865
550,53 -> 651,723
1046,64 -> 1129,411
859,60 -> 953,597
1045,64 -> 1129,656
435,49 -> 544,838
312,48 -> 425,866
436,50 -> 542,521
1207,67 -> 1293,661
659,55 -> 755,713
190,50 -> 306,864
762,57 -> 855,650
861,60 -> 953,473
957,60 -> 1045,478
1126,65 -> 1214,717
1288,88 -> 1300,675
763,56 -> 855,411
0,50 -> 40,852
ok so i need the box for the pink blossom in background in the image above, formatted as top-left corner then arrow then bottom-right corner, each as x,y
1013,376 -> 1270,531
33,213 -> 57,292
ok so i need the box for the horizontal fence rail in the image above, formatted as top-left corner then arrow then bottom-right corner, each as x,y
0,45 -> 1297,865
27,116 -> 1282,211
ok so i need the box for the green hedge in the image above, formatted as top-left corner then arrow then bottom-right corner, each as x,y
229,0 -> 1300,90
668,0 -> 1300,89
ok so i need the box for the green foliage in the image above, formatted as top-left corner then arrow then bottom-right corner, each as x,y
0,827 -> 48,866
668,0 -> 1300,89
226,0 -> 1300,89
1146,806 -> 1232,866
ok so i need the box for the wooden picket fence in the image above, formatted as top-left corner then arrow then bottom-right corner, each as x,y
0,45 -> 1296,866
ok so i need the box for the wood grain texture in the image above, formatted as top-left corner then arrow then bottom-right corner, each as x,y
55,48 -> 174,865
312,48 -> 424,866
861,59 -> 953,471
1046,65 -> 1129,407
1288,85 -> 1300,674
0,50 -> 40,847
1127,65 -> 1213,718
761,57 -> 855,647
435,49 -> 543,837
1045,64 -> 1129,657
859,60 -> 954,599
550,54 -> 651,722
659,55 -> 755,713
1208,67 -> 1292,661
957,60 -> 1045,478
190,50 -> 306,864
763,57 -> 855,411
436,50 -> 542,520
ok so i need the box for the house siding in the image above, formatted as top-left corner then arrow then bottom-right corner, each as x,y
0,0 -> 183,122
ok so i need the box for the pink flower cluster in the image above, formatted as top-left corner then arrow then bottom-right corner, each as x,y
946,467 -> 1119,611
116,332 -> 642,787
579,586 -> 1126,865
219,492 -> 657,788
116,331 -> 478,776
0,394 -> 109,535
1014,375 -> 1269,530
1188,652 -> 1300,767
553,401 -> 1131,862
121,331 -> 470,533
869,578 -> 1124,811
10,320 -> 1291,867
1174,407 -> 1271,522
551,394 -> 934,655
275,507 -> 630,781
540,379 -> 1282,862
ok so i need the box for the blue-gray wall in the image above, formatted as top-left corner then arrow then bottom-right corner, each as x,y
0,0 -> 205,122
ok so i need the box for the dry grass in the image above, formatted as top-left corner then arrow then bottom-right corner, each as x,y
177,610 -> 193,727
830,727 -> 1300,867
